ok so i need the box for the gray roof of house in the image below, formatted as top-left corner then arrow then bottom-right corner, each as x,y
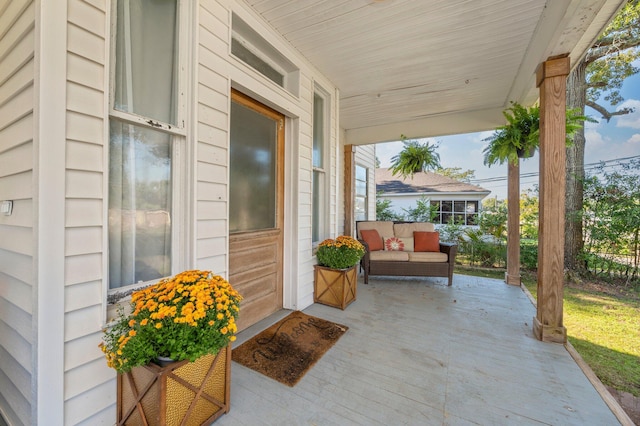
376,168 -> 491,195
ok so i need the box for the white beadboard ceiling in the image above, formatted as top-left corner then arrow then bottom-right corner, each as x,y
244,0 -> 625,144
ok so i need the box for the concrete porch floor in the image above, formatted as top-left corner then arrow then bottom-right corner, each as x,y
217,274 -> 622,425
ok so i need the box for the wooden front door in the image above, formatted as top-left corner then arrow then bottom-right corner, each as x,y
229,90 -> 284,331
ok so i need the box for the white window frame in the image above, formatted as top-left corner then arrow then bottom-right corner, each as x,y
106,0 -> 192,298
312,86 -> 330,246
230,13 -> 300,96
355,164 -> 368,221
431,199 -> 479,225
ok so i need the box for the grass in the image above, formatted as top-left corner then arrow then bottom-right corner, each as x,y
454,265 -> 640,397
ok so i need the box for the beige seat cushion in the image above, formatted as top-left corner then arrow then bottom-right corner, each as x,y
357,221 -> 394,239
370,251 -> 410,261
394,222 -> 435,237
408,252 -> 448,263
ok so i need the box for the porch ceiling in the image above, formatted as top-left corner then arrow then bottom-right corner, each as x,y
245,0 -> 625,144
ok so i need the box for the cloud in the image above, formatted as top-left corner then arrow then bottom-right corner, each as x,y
615,99 -> 640,129
585,128 -> 607,147
617,133 -> 640,157
628,133 -> 640,144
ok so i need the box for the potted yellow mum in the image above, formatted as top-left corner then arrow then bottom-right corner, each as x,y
314,236 -> 365,310
100,270 -> 242,425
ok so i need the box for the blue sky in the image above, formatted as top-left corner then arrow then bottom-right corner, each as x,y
375,72 -> 640,200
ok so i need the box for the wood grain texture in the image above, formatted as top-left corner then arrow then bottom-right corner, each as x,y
535,56 -> 569,342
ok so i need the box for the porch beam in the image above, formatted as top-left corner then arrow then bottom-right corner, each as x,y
533,56 -> 569,343
344,144 -> 355,237
505,160 -> 521,286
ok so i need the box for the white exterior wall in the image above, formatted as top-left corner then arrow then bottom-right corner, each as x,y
0,0 -> 345,424
380,192 -> 487,217
0,2 -> 36,425
62,0 -> 111,424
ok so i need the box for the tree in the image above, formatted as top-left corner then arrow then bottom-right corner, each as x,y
479,199 -> 508,240
389,135 -> 441,179
520,189 -> 539,240
582,159 -> 640,281
402,196 -> 438,222
565,0 -> 640,270
436,167 -> 475,182
376,194 -> 404,221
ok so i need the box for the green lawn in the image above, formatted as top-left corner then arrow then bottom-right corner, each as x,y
455,266 -> 640,397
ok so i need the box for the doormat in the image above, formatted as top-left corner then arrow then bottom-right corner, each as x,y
232,311 -> 348,387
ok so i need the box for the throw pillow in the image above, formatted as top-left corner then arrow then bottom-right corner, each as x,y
360,229 -> 383,251
414,231 -> 440,252
384,237 -> 406,251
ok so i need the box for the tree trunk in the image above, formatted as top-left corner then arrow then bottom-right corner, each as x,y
565,61 -> 587,271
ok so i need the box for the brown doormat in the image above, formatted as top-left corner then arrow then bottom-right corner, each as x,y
232,311 -> 348,387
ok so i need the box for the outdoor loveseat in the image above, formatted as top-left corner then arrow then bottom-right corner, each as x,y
356,221 -> 457,286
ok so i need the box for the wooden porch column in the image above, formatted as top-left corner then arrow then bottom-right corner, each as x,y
344,144 -> 355,237
505,160 -> 521,286
533,56 -> 569,343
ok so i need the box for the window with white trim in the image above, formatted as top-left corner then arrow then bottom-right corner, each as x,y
430,200 -> 478,225
355,165 -> 368,221
312,89 -> 329,245
231,13 -> 300,96
108,0 -> 188,290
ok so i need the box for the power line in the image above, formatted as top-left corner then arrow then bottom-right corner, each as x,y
469,155 -> 640,185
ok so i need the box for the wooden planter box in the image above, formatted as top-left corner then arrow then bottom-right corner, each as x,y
117,345 -> 230,426
314,265 -> 357,310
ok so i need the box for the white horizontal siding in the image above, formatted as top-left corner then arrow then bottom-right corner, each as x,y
65,227 -> 102,256
0,57 -> 34,107
0,140 -> 32,177
0,267 -> 32,314
61,1 -> 110,425
64,380 -> 116,426
66,110 -> 104,143
0,1 -> 34,424
66,139 -> 103,171
0,170 -> 32,200
65,199 -> 102,227
67,52 -> 104,90
0,114 -> 33,154
66,169 -> 102,199
196,0 -> 231,277
0,82 -> 34,131
0,31 -> 34,86
0,225 -> 32,256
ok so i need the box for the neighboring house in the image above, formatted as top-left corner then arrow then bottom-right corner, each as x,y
0,1 -> 624,425
376,168 -> 491,225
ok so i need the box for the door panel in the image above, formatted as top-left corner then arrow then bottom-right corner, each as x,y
229,90 -> 284,331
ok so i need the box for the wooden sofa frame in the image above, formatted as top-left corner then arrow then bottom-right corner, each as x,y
357,221 -> 458,286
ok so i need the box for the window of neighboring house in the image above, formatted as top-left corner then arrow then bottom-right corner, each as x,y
108,0 -> 187,291
430,200 -> 479,225
355,165 -> 368,221
312,89 -> 329,245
